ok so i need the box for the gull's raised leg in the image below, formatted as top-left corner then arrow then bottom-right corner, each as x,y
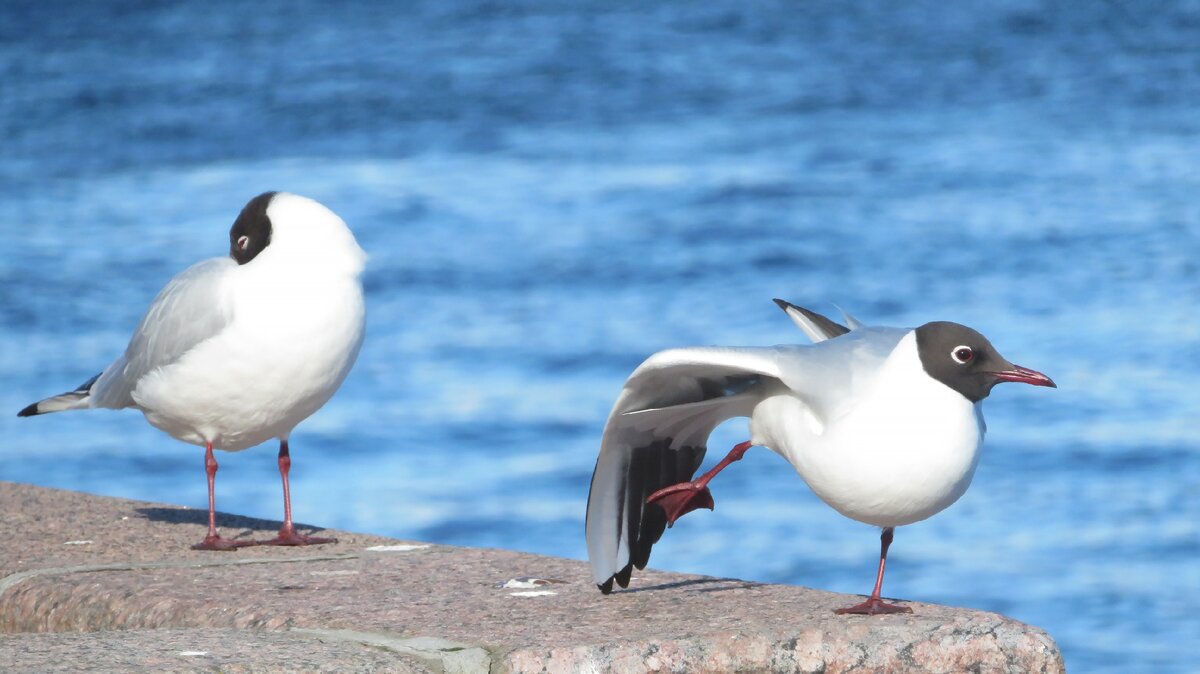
647,440 -> 753,527
835,527 -> 912,615
254,439 -> 337,546
191,442 -> 253,551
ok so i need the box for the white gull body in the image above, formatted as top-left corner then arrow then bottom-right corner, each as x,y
20,191 -> 367,549
585,302 -> 1052,601
72,193 -> 365,450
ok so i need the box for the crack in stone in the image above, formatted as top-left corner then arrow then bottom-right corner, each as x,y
0,553 -> 359,598
288,628 -> 493,674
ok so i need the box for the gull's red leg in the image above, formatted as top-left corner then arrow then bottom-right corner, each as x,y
647,440 -> 754,526
191,442 -> 251,551
835,527 -> 912,615
254,439 -> 337,546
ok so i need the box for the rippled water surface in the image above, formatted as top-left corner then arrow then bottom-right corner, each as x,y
2,2 -> 1199,671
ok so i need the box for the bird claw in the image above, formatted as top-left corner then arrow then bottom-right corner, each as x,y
646,482 -> 715,526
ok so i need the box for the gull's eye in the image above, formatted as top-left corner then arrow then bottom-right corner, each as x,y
951,345 -> 974,364
236,235 -> 250,251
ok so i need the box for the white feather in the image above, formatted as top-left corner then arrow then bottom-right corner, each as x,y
833,303 -> 865,330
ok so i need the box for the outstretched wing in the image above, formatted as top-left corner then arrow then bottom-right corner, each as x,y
88,257 -> 236,408
585,346 -> 787,593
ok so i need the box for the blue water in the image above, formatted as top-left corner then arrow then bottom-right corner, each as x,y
2,1 -> 1198,671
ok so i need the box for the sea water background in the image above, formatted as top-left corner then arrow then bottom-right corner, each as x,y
1,1 -> 1198,671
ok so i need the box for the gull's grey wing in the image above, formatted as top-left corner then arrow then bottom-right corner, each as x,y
88,257 -> 237,408
585,346 -> 787,593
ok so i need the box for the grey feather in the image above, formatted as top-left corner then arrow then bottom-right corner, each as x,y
88,257 -> 236,409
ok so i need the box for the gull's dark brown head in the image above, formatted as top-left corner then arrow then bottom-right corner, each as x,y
229,192 -> 277,265
915,321 -> 1056,402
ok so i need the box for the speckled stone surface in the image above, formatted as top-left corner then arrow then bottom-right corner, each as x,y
0,628 -> 435,673
1,482 -> 1065,673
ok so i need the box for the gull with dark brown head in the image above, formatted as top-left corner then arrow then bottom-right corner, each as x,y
19,192 -> 366,551
585,299 -> 1055,613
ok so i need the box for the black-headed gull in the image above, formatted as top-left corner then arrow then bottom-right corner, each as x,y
18,192 -> 366,551
585,300 -> 1055,613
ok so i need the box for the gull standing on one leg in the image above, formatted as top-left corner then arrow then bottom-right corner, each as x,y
585,299 -> 1055,613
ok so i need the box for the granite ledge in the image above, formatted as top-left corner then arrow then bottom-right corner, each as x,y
0,482 -> 1065,673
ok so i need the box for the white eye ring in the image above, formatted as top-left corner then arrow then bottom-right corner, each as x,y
236,235 -> 250,251
951,345 -> 974,364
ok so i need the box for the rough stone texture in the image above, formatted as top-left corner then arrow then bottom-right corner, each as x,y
0,482 -> 1065,673
0,628 -> 434,673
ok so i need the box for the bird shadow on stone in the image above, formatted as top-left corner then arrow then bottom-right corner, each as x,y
620,577 -> 759,594
133,507 -> 332,537
695,581 -> 763,593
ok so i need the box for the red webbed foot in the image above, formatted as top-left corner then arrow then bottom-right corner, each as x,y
834,597 -> 913,615
647,481 -> 715,527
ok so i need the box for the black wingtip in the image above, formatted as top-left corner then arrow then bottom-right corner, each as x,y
17,402 -> 39,417
615,564 -> 633,588
772,298 -> 795,312
597,563 -> 635,595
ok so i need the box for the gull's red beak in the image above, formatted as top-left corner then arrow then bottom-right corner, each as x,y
989,364 -> 1056,388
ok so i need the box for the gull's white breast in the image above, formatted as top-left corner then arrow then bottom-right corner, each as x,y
753,331 -> 984,527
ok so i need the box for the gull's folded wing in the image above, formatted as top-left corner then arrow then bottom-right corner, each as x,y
89,257 -> 236,408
